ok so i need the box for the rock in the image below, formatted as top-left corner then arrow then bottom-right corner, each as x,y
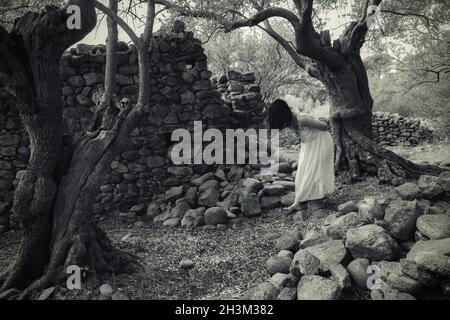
297,276 -> 341,300
347,258 -> 370,290
358,197 -> 384,219
265,256 -> 292,276
181,208 -> 205,228
260,185 -> 285,197
165,186 -> 184,201
111,292 -> 130,300
179,259 -> 195,269
400,259 -> 439,288
386,273 -> 422,295
270,273 -> 298,290
406,238 -> 450,277
300,227 -> 328,248
241,178 -> 264,194
198,180 -> 220,207
395,182 -> 421,200
111,161 -> 128,173
441,281 -> 450,296
246,281 -> 279,300
277,287 -> 297,300
337,201 -> 358,215
191,172 -> 215,186
304,240 -> 347,272
277,162 -> 292,174
37,287 -> 56,300
99,284 -> 113,296
260,196 -> 281,209
438,171 -> 450,192
326,212 -> 372,240
280,192 -> 295,207
171,201 -> 190,218
345,225 -> 399,261
277,250 -> 294,259
147,203 -> 161,218
418,175 -> 444,199
163,218 -> 181,227
275,231 -> 301,252
384,199 -> 418,240
240,193 -> 262,217
204,207 -> 228,225
416,214 -> 450,240
370,284 -> 416,300
227,166 -> 244,182
330,264 -> 351,289
290,250 -> 320,278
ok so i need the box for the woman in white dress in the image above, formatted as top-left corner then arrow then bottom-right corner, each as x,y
267,99 -> 335,213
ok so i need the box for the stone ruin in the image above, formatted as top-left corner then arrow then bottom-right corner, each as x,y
0,22 -> 437,228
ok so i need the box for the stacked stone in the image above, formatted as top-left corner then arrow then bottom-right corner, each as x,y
249,171 -> 450,300
0,90 -> 30,227
372,112 -> 434,147
212,70 -> 266,128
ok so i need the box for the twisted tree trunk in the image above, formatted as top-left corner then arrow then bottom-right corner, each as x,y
0,1 -> 141,297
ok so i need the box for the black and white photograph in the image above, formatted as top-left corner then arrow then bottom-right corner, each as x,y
0,0 -> 449,309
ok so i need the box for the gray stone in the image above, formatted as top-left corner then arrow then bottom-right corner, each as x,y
246,281 -> 279,300
204,207 -> 228,225
280,192 -> 295,207
326,212 -> 372,240
165,186 -> 184,201
347,258 -> 370,290
438,171 -> 450,192
416,214 -> 450,240
386,272 -> 422,295
290,250 -> 320,278
37,287 -> 56,300
99,284 -> 113,296
418,175 -> 445,199
179,259 -> 195,269
277,250 -> 294,259
265,256 -> 292,276
384,199 -> 418,240
358,197 -> 385,219
171,201 -> 190,218
240,193 -> 262,217
270,273 -> 298,290
304,240 -> 347,272
395,182 -> 421,200
406,238 -> 450,277
260,196 -> 281,209
275,231 -> 301,252
111,161 -> 128,173
163,218 -> 181,227
400,259 -> 439,288
111,292 -> 130,300
330,264 -> 351,289
297,276 -> 341,300
277,287 -> 297,300
337,201 -> 358,215
345,225 -> 399,261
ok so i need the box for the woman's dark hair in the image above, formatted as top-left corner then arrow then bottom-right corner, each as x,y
267,99 -> 293,130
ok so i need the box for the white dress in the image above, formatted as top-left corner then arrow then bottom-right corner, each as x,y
294,126 -> 335,203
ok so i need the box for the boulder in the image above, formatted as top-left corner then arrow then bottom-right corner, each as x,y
326,212 -> 372,240
438,171 -> 450,192
197,180 -> 220,207
384,199 -> 418,240
304,240 -> 347,272
246,281 -> 279,300
275,231 -> 301,252
269,273 -> 298,290
406,238 -> 450,277
345,225 -> 399,261
330,264 -> 351,289
337,201 -> 358,215
99,284 -> 113,296
400,259 -> 439,288
418,175 -> 445,199
347,258 -> 370,290
260,185 -> 285,197
358,197 -> 384,219
290,250 -> 320,278
280,192 -> 295,207
165,186 -> 184,201
395,182 -> 421,200
265,256 -> 292,276
386,272 -> 422,295
416,214 -> 450,240
241,178 -> 264,195
163,218 -> 181,227
179,259 -> 195,269
277,287 -> 297,300
260,196 -> 281,209
240,193 -> 262,217
297,276 -> 341,300
204,207 -> 228,225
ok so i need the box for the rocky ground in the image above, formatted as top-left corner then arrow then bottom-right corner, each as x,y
0,145 -> 449,300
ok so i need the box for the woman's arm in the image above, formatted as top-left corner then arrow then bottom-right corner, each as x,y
299,116 -> 329,131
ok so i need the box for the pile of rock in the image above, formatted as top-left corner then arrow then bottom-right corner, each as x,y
372,112 -> 434,147
247,171 -> 450,300
142,161 -> 297,229
212,71 -> 266,128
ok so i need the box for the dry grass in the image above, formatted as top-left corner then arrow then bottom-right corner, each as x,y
387,141 -> 450,165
